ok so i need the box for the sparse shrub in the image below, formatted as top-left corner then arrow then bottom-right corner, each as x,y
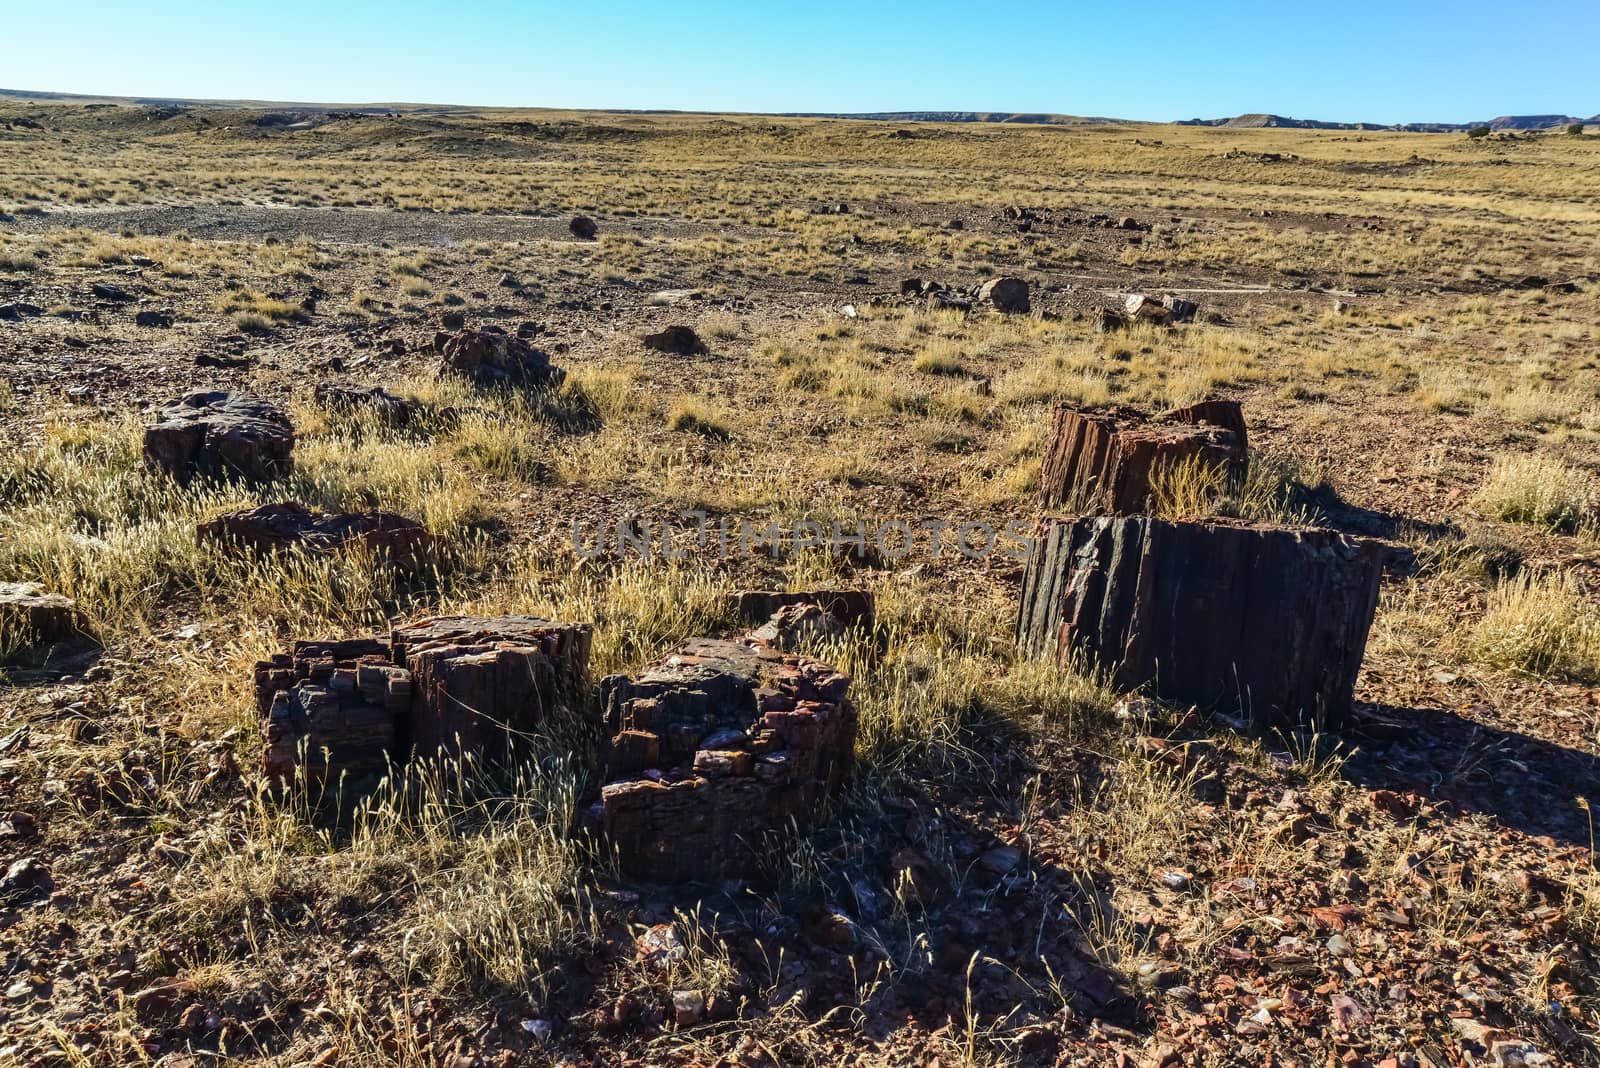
216,289 -> 302,327
0,246 -> 41,272
913,339 -> 965,376
1466,570 -> 1600,680
1467,126 -> 1492,140
700,309 -> 741,340
1474,453 -> 1596,533
668,400 -> 730,440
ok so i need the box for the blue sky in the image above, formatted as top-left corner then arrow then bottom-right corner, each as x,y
5,1 -> 1596,123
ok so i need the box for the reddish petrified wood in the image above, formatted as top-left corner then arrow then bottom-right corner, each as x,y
255,617 -> 592,787
1036,401 -> 1247,514
595,637 -> 856,883
1161,400 -> 1249,470
198,501 -> 434,565
1016,516 -> 1383,732
255,638 -> 407,785
390,615 -> 593,761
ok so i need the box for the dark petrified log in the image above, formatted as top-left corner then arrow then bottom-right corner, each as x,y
198,501 -> 433,565
142,391 -> 295,485
1016,516 -> 1382,732
255,638 -> 407,785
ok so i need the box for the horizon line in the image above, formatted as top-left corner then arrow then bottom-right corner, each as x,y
0,85 -> 1595,130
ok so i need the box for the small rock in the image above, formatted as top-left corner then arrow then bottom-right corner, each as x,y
636,924 -> 686,971
134,310 -> 173,328
91,282 -> 134,302
642,325 -> 707,356
1124,293 -> 1173,324
977,276 -> 1030,313
671,989 -> 706,1027
979,845 -> 1021,875
569,215 -> 598,239
0,811 -> 39,838
1,856 -> 54,901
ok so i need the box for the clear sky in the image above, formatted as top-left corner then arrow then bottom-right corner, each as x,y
5,0 -> 1596,124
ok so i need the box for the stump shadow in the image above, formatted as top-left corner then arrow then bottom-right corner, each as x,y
1345,701 -> 1600,850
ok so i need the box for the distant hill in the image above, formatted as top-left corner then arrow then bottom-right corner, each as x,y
0,88 -> 1592,133
782,111 -> 1131,125
1178,112 -> 1595,132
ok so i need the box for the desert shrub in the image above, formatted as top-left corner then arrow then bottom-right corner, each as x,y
668,399 -> 730,440
913,339 -> 965,376
1466,570 -> 1600,680
1474,453 -> 1595,533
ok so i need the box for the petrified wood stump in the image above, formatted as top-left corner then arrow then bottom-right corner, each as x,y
1016,516 -> 1383,731
1036,401 -> 1247,514
255,616 -> 592,786
596,637 -> 856,883
390,615 -> 593,761
0,582 -> 85,648
198,501 -> 434,565
256,639 -> 408,786
142,391 -> 295,485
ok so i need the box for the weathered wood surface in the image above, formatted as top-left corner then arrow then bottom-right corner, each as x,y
1036,402 -> 1247,514
1017,516 -> 1383,731
391,615 -> 593,760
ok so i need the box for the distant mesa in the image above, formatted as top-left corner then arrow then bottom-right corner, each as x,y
1177,112 -> 1595,132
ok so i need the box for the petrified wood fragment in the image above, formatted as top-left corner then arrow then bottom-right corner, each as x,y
255,617 -> 592,787
1036,401 -> 1247,514
731,589 -> 875,632
1016,516 -> 1383,731
596,637 -> 856,883
198,501 -> 433,565
0,582 -> 85,648
390,615 -> 593,761
255,639 -> 406,786
434,326 -> 564,388
312,382 -> 441,428
142,391 -> 294,485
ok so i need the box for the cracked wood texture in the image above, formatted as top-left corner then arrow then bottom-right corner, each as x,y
1036,402 -> 1247,514
1017,516 -> 1383,731
391,615 -> 593,762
